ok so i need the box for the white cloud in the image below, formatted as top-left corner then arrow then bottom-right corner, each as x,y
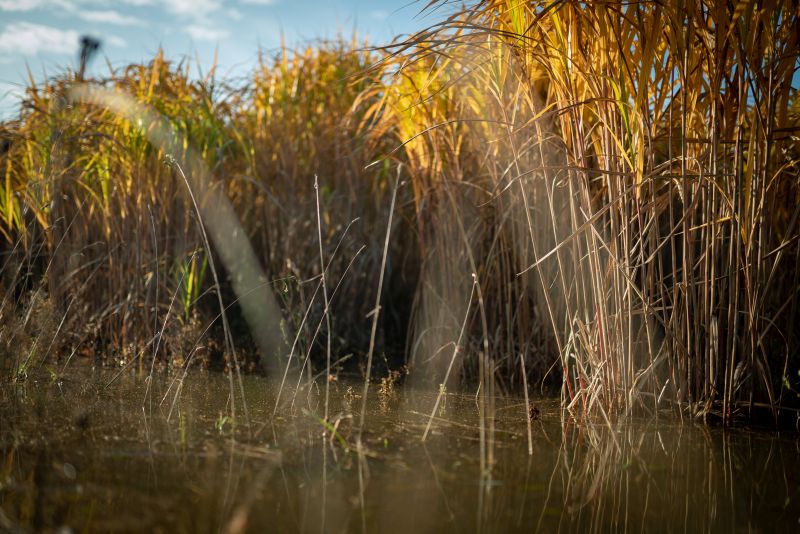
185,24 -> 228,41
0,0 -> 68,11
164,0 -> 223,18
79,10 -> 142,26
0,0 -> 142,16
0,22 -> 79,55
240,0 -> 275,5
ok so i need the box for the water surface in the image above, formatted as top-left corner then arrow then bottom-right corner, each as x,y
1,365 -> 798,532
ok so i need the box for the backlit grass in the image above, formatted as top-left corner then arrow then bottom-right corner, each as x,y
1,1 -> 799,424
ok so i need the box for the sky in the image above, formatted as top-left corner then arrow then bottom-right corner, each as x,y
0,0 -> 440,119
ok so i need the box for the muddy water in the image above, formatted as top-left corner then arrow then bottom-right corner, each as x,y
1,365 -> 798,533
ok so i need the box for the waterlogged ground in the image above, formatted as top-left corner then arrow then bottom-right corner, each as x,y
1,365 -> 799,533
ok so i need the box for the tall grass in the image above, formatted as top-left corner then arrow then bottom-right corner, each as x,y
0,42 -> 406,378
380,0 -> 800,422
1,1 -> 799,424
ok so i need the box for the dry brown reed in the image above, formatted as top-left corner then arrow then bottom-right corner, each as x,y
1,1 -> 799,425
377,0 -> 800,423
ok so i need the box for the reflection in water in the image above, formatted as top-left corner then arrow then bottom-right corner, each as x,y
1,366 -> 798,532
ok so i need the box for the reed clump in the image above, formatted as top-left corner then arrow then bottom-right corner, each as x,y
381,0 -> 800,422
0,42 -> 410,374
1,54 -> 248,369
235,41 -> 414,363
1,1 -> 799,424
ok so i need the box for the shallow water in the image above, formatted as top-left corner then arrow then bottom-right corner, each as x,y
1,365 -> 798,533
